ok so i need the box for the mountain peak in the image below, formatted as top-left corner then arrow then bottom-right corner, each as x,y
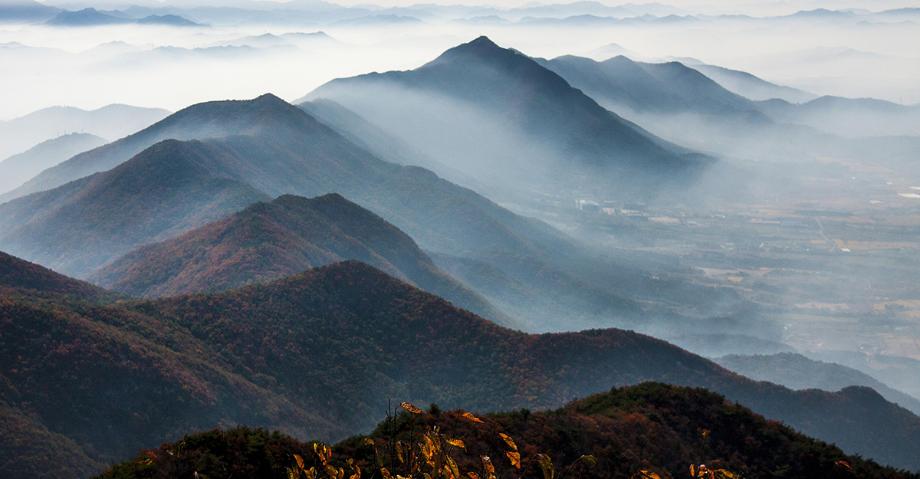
430,35 -> 525,67
253,92 -> 287,105
468,35 -> 498,48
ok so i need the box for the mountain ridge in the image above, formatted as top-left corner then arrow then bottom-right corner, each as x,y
2,254 -> 920,474
91,193 -> 510,325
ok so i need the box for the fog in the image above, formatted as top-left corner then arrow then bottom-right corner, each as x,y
2,3 -> 920,121
2,0 -> 920,405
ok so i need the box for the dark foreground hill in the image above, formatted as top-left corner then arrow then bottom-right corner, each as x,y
99,384 -> 918,479
0,251 -> 108,300
2,253 -> 920,476
91,193 -> 507,324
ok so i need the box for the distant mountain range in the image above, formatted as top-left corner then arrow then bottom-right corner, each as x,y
305,36 -> 710,198
91,193 -> 508,325
717,352 -> 920,415
757,95 -> 920,138
537,54 -> 767,120
3,253 -> 920,476
0,0 -> 59,22
0,132 -> 105,195
685,62 -> 817,103
99,384 -> 916,479
45,8 -> 201,27
0,103 -> 168,169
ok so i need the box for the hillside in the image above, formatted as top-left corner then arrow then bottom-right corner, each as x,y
1,93 -> 305,201
99,384 -> 918,479
91,193 -> 508,324
305,36 -> 709,197
0,132 -> 105,194
0,139 -> 269,276
717,353 -> 920,415
2,257 -> 920,475
0,93 -> 660,333
0,250 -> 108,300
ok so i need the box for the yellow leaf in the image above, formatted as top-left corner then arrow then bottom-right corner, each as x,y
294,454 -> 305,470
505,451 -> 521,470
481,456 -> 496,479
461,412 -> 484,424
713,470 -> 740,479
537,454 -> 554,479
446,455 -> 461,479
446,438 -> 466,449
634,470 -> 661,479
498,433 -> 517,451
400,401 -> 424,414
467,473 -> 481,479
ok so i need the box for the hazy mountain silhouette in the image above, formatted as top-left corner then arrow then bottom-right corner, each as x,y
687,62 -> 817,103
45,8 -> 200,27
0,96 -> 573,322
306,36 -> 710,197
717,352 -> 920,415
757,95 -> 920,137
0,132 -> 105,195
0,0 -> 59,22
0,139 -> 269,276
538,54 -> 767,120
1,94 -> 305,201
0,103 -> 167,171
91,193 -> 509,324
2,257 -> 920,475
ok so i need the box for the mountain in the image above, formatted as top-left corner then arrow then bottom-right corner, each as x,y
717,353 -> 920,415
0,93 -> 663,333
0,0 -> 59,22
810,350 -> 920,402
0,139 -> 269,276
537,54 -> 767,119
756,95 -> 920,138
0,95 -> 308,201
99,384 -> 919,479
0,132 -> 105,194
44,8 -> 200,27
687,62 -> 817,103
91,193 -> 508,324
44,8 -> 128,26
305,36 -> 709,197
3,258 -> 920,475
0,103 -> 168,169
134,14 -> 201,26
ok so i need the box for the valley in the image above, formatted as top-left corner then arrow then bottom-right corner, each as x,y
1,2 -> 919,477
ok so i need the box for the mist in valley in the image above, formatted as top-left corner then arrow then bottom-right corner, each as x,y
2,0 -> 920,475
